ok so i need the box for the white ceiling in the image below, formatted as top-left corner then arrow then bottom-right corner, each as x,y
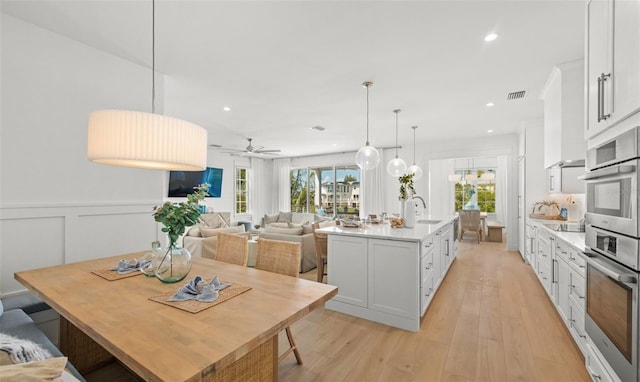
2,0 -> 585,158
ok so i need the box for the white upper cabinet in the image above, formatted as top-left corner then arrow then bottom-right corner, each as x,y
585,0 -> 640,140
541,60 -> 586,168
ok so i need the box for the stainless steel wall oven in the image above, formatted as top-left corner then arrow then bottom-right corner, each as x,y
585,127 -> 640,382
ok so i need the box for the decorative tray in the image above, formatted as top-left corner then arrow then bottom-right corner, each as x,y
529,214 -> 568,221
340,221 -> 360,228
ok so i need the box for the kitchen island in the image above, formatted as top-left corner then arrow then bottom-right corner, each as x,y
318,215 -> 457,332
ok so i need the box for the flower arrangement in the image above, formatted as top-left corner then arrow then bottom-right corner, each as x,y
153,183 -> 210,247
532,200 -> 560,215
399,173 -> 415,200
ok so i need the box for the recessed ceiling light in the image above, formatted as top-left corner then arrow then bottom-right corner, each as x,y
486,102 -> 494,107
223,106 -> 231,111
484,33 -> 498,42
487,129 -> 494,133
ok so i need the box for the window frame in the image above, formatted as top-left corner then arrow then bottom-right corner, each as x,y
234,166 -> 249,214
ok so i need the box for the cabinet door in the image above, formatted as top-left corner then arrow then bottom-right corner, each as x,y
433,232 -> 442,285
328,235 -> 368,307
569,297 -> 588,354
611,0 -> 640,125
368,239 -> 419,318
569,271 -> 586,311
420,269 -> 434,316
586,0 -> 613,138
440,228 -> 451,277
556,257 -> 571,323
546,167 -> 561,193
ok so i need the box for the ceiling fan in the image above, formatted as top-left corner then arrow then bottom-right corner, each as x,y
213,138 -> 281,156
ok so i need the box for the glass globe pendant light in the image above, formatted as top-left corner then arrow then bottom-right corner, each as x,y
406,125 -> 423,180
387,109 -> 407,176
355,81 -> 380,170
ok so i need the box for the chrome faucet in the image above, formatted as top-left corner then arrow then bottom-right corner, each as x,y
413,195 -> 427,209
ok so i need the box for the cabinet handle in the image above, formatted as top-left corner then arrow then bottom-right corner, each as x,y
591,373 -> 601,381
426,263 -> 432,270
549,175 -> 554,190
597,74 -> 603,122
579,334 -> 587,339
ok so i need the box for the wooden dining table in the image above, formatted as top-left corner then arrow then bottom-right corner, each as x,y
15,252 -> 337,381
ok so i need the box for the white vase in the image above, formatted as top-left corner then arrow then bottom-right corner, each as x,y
404,197 -> 416,228
399,198 -> 406,219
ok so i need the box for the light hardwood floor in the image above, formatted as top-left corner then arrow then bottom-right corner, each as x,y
87,237 -> 590,381
282,237 -> 590,381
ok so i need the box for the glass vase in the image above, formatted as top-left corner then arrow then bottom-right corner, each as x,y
154,244 -> 192,283
140,241 -> 162,277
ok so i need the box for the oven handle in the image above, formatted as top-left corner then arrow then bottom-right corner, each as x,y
584,250 -> 638,283
580,165 -> 634,180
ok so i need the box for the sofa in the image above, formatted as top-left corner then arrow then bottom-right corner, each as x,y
259,212 -> 332,273
0,294 -> 85,381
182,212 -> 235,258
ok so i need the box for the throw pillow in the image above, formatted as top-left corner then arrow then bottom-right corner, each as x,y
268,222 -> 289,229
265,226 -> 303,235
200,226 -> 245,238
202,213 -> 229,228
289,222 -> 313,234
277,211 -> 293,223
0,357 -> 68,382
263,213 -> 279,225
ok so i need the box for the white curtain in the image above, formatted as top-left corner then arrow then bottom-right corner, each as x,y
272,157 -> 291,212
496,155 -> 508,228
250,157 -> 267,222
360,148 -> 384,219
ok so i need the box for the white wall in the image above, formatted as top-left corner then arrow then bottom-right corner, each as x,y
0,15 -> 167,294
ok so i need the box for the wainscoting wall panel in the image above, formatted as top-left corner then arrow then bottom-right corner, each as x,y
0,203 -> 160,295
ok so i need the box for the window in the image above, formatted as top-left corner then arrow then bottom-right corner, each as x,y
290,165 -> 360,218
235,167 -> 248,213
454,169 -> 496,213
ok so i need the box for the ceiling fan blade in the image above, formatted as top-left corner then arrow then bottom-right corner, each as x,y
254,149 -> 281,153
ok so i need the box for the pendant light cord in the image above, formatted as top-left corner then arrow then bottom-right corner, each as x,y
394,110 -> 400,158
152,0 -> 155,114
366,84 -> 370,145
363,81 -> 372,146
412,126 -> 417,165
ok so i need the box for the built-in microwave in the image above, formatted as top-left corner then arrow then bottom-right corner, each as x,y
584,158 -> 638,238
586,126 -> 640,171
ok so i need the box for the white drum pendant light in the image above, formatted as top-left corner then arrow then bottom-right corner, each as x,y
387,109 -> 407,176
87,0 -> 207,171
355,81 -> 380,170
406,125 -> 423,180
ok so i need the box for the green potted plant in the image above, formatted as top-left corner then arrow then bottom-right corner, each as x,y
399,173 -> 415,201
152,183 -> 209,283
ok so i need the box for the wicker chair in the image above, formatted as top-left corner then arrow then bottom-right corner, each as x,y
459,209 -> 483,243
215,232 -> 249,266
312,220 -> 336,283
255,238 -> 303,365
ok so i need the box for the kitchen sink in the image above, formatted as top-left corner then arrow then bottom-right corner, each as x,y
417,219 -> 442,224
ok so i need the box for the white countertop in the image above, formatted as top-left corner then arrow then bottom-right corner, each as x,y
534,220 -> 586,252
317,215 -> 457,242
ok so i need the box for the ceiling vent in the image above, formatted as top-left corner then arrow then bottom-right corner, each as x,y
507,90 -> 526,100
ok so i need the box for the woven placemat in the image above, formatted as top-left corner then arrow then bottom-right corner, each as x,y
91,269 -> 144,281
149,283 -> 252,313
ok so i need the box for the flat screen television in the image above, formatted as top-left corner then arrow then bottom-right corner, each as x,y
168,167 -> 223,197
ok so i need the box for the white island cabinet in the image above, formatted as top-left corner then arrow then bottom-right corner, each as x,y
322,216 -> 457,332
